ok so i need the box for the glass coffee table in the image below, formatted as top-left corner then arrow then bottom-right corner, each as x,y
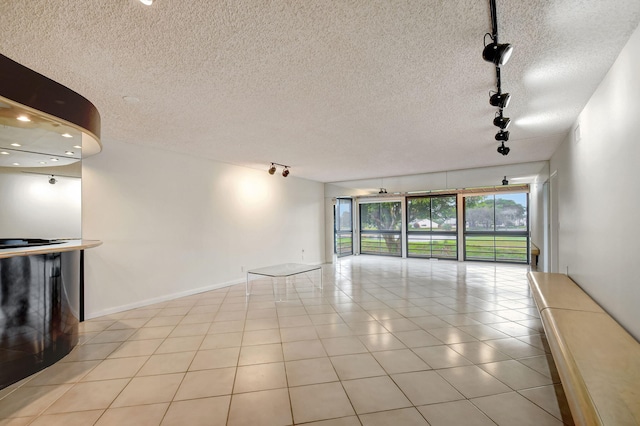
246,263 -> 323,297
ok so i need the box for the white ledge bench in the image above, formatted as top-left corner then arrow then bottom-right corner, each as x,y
527,272 -> 640,426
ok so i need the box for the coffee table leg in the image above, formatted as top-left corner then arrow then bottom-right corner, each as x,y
272,276 -> 278,301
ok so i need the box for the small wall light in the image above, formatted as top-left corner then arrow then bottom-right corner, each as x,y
502,176 -> 509,185
268,162 -> 290,177
378,188 -> 388,194
49,175 -> 57,185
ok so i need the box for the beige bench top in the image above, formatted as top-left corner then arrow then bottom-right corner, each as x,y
528,272 -> 640,426
531,243 -> 540,256
528,272 -> 604,313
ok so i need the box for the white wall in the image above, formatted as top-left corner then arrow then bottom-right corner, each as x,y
325,161 -> 549,197
0,170 -> 81,239
550,23 -> 640,340
528,180 -> 546,271
82,140 -> 325,318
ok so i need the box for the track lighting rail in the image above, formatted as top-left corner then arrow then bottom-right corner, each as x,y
268,162 -> 291,177
482,0 -> 514,156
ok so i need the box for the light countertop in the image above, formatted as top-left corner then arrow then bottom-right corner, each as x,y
0,239 -> 102,259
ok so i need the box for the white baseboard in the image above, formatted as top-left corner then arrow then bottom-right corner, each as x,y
85,278 -> 244,320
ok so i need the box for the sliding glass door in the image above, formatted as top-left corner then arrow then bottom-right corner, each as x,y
334,198 -> 353,257
335,190 -> 528,264
359,201 -> 402,256
464,193 -> 528,263
406,195 -> 457,259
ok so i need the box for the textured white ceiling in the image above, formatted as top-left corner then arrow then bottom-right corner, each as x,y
1,1 -> 639,182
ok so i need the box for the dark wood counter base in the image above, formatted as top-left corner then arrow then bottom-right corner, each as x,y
0,250 -> 81,389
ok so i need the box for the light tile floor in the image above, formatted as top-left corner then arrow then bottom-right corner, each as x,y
0,256 -> 574,425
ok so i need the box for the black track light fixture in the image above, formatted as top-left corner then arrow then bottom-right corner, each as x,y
484,0 -> 516,155
268,162 -> 290,177
502,176 -> 509,186
483,0 -> 513,66
497,141 -> 510,156
493,110 -> 511,129
495,130 -> 510,141
483,38 -> 513,67
489,91 -> 511,108
378,188 -> 388,194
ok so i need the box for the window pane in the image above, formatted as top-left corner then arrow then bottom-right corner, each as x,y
360,233 -> 401,256
335,199 -> 353,257
408,234 -> 456,259
407,198 -> 432,231
336,232 -> 353,255
495,236 -> 528,262
360,202 -> 402,231
407,196 -> 457,260
337,199 -> 352,231
465,235 -> 496,261
495,194 -> 527,232
465,195 -> 494,231
360,202 -> 402,257
463,192 -> 529,264
431,196 -> 457,232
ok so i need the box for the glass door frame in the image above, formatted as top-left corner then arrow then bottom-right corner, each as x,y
405,194 -> 458,260
358,199 -> 403,257
462,192 -> 530,264
334,198 -> 354,258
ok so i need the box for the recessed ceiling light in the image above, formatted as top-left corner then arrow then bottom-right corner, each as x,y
51,158 -> 59,162
139,0 -> 153,5
61,133 -> 73,138
12,162 -> 20,166
123,96 -> 140,103
10,143 -> 21,147
39,161 -> 47,165
73,145 -> 82,149
0,151 -> 8,155
65,151 -> 75,156
17,115 -> 31,122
